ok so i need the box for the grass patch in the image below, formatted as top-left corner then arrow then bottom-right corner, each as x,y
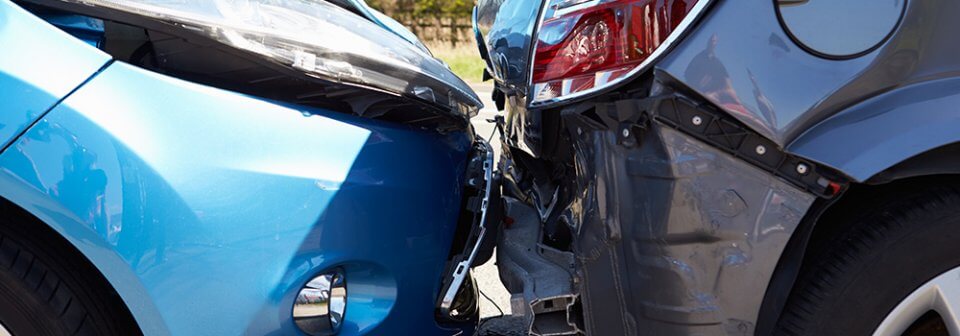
427,42 -> 486,84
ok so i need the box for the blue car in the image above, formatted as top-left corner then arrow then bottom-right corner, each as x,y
0,0 -> 496,335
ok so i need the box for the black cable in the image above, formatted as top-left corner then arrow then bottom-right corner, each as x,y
476,288 -> 506,334
480,288 -> 504,316
486,115 -> 504,141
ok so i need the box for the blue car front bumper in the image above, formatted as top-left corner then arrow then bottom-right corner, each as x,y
0,58 -> 476,335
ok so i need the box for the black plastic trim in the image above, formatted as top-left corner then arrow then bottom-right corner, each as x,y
651,93 -> 844,197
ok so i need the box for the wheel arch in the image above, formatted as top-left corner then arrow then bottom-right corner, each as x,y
756,78 -> 960,334
787,77 -> 960,183
756,173 -> 960,336
0,187 -> 166,335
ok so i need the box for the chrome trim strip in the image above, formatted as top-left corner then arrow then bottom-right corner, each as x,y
552,0 -> 603,18
527,0 -> 715,107
439,139 -> 495,315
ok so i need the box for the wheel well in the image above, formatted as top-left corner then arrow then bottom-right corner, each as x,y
0,197 -> 142,334
808,175 -> 960,258
869,142 -> 960,184
755,174 -> 960,336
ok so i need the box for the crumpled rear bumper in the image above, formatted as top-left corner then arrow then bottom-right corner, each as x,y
496,102 -> 818,335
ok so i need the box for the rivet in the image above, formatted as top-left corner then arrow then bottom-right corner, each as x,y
755,145 -> 767,155
692,116 -> 703,126
797,163 -> 809,175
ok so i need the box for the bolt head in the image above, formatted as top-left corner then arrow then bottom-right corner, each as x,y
797,163 -> 810,175
755,145 -> 767,155
622,128 -> 630,137
692,116 -> 703,126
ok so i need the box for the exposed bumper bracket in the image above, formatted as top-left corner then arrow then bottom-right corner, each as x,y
498,197 -> 583,335
438,139 -> 501,320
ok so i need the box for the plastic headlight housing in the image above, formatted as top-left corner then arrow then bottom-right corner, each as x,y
40,0 -> 481,117
530,0 -> 711,106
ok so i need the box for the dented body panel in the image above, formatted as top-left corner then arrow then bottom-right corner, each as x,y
477,0 -> 960,334
0,61 -> 475,335
498,110 -> 815,334
1,1 -> 492,333
566,123 -> 813,335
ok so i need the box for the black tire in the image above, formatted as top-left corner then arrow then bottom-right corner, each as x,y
775,187 -> 960,335
0,207 -> 140,335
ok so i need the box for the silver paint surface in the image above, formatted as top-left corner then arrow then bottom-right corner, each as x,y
659,0 -> 960,153
778,0 -> 905,57
563,124 -> 814,334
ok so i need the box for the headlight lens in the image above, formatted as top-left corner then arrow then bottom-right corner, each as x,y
44,0 -> 481,116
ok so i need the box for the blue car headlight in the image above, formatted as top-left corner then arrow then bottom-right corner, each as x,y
33,0 -> 481,117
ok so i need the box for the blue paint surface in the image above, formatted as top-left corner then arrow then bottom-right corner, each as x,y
0,60 -> 473,335
0,0 -> 110,149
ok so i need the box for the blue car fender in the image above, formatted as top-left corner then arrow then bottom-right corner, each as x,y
0,0 -> 109,150
0,61 -> 473,335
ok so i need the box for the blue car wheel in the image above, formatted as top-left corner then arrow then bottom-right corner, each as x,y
0,201 -> 139,336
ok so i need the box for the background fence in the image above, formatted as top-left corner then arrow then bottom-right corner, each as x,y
368,0 -> 474,45
402,16 -> 474,45
367,0 -> 484,81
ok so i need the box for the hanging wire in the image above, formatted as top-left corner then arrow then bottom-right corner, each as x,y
477,287 -> 505,334
480,288 -> 504,316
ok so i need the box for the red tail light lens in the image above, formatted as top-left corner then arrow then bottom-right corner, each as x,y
530,0 -> 706,105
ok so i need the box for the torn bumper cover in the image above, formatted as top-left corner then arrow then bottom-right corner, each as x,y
497,89 -> 823,335
437,139 -> 503,321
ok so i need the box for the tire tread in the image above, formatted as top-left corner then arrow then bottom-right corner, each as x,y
776,187 -> 960,335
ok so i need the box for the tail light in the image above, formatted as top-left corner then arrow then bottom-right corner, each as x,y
530,0 -> 710,105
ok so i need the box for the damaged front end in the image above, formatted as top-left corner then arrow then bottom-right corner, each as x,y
436,139 -> 504,325
495,76 -> 847,335
22,0 -> 482,133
